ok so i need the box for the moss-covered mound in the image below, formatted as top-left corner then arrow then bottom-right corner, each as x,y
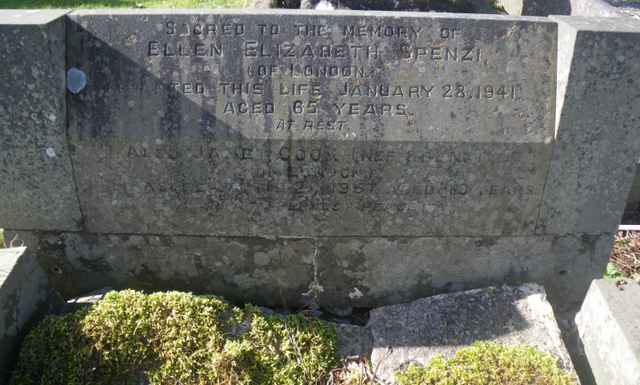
10,290 -> 578,385
395,341 -> 576,385
10,290 -> 339,385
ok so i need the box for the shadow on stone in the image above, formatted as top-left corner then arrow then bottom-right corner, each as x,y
366,284 -> 574,383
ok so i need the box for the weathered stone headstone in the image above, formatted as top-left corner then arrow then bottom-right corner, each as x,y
57,10 -> 566,307
66,11 -> 556,238
1,10 -> 640,314
0,10 -> 81,231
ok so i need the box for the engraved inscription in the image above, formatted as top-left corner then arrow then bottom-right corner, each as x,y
67,13 -> 557,236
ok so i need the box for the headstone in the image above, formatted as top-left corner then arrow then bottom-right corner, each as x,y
0,10 -> 81,231
66,10 -> 556,238
2,11 -> 640,313
576,279 -> 640,385
58,10 -> 568,307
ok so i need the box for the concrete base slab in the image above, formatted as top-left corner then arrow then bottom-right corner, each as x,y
367,283 -> 575,384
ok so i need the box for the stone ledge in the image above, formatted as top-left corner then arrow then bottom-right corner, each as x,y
7,230 -> 614,313
576,279 -> 640,385
0,247 -> 53,385
0,10 -> 70,25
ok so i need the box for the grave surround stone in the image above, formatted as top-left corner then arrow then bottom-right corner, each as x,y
576,279 -> 640,385
541,16 -> 640,235
1,10 -> 639,313
368,283 -> 575,383
0,247 -> 52,385
0,10 -> 81,231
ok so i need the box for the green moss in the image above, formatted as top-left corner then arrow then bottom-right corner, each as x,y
605,262 -> 624,279
10,290 -> 339,385
395,341 -> 577,385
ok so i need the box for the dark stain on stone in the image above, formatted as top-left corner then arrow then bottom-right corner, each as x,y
475,237 -> 498,248
75,256 -> 113,273
579,233 -> 601,254
33,232 -> 76,298
159,236 -> 174,247
505,265 -> 531,284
